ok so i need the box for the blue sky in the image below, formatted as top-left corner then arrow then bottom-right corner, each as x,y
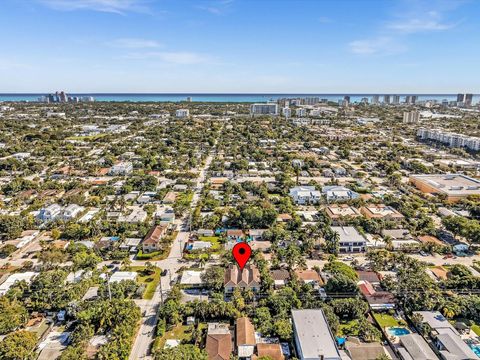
1,0 -> 479,93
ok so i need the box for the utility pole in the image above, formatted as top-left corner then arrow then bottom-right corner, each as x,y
159,277 -> 164,304
106,273 -> 112,301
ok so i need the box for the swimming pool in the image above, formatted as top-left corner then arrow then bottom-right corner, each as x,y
469,343 -> 480,357
388,327 -> 411,336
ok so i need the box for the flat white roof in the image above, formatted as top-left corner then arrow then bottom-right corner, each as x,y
292,309 -> 341,359
0,272 -> 37,295
109,271 -> 137,283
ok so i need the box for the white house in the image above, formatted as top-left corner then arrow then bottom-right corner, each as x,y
37,204 -> 62,222
322,186 -> 359,202
330,226 -> 366,253
0,272 -> 37,296
62,204 -> 85,220
109,162 -> 133,175
289,186 -> 321,205
175,109 -> 190,118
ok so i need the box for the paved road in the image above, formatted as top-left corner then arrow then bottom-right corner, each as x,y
129,152 -> 213,360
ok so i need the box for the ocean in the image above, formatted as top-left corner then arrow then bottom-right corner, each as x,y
0,93 -> 478,103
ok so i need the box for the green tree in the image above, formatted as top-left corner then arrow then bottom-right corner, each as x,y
0,297 -> 28,334
154,344 -> 208,360
0,331 -> 37,360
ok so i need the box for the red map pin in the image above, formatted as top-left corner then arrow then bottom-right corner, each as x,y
232,242 -> 252,270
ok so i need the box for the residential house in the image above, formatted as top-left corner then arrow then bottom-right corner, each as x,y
344,338 -> 386,360
413,311 -> 477,359
330,226 -> 367,253
357,280 -> 396,310
323,186 -> 359,202
397,334 -> 439,360
325,204 -> 361,225
62,204 -> 85,220
249,229 -> 267,241
270,269 -> 290,289
37,204 -> 62,222
295,269 -> 324,287
227,229 -> 246,241
360,204 -> 404,221
180,270 -> 204,287
224,264 -> 260,293
381,229 -> 419,250
292,309 -> 344,360
109,161 -> 133,175
254,344 -> 284,360
289,186 -> 322,205
206,323 -> 232,360
236,317 -> 256,359
142,225 -> 167,253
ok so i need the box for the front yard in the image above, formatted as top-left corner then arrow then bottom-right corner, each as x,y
131,266 -> 161,300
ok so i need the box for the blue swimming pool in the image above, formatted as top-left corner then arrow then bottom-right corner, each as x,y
469,343 -> 480,357
388,327 -> 410,336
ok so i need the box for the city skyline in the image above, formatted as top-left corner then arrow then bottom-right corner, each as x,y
1,0 -> 479,93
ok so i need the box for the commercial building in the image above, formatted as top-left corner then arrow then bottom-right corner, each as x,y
292,309 -> 344,360
250,103 -> 278,116
410,174 -> 480,203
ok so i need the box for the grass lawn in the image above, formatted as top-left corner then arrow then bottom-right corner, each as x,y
373,313 -> 401,328
155,323 -> 207,350
338,320 -> 359,337
28,319 -> 50,339
131,266 -> 161,300
472,324 -> 480,336
198,236 -> 221,251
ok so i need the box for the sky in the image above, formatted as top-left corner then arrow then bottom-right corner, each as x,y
0,0 -> 479,93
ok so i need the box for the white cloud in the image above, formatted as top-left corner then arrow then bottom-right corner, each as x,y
387,11 -> 456,33
348,37 -> 406,55
197,0 -> 234,15
38,0 -> 149,14
121,51 -> 213,65
110,38 -> 161,48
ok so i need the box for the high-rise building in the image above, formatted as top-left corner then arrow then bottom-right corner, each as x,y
343,95 -> 351,105
361,97 -> 369,104
403,111 -> 420,123
250,103 -> 278,115
304,97 -> 320,105
465,93 -> 473,106
372,95 -> 380,104
392,95 -> 400,104
405,95 -> 417,104
282,107 -> 291,118
175,109 -> 190,118
383,95 -> 390,104
456,93 -> 473,106
296,108 -> 307,117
